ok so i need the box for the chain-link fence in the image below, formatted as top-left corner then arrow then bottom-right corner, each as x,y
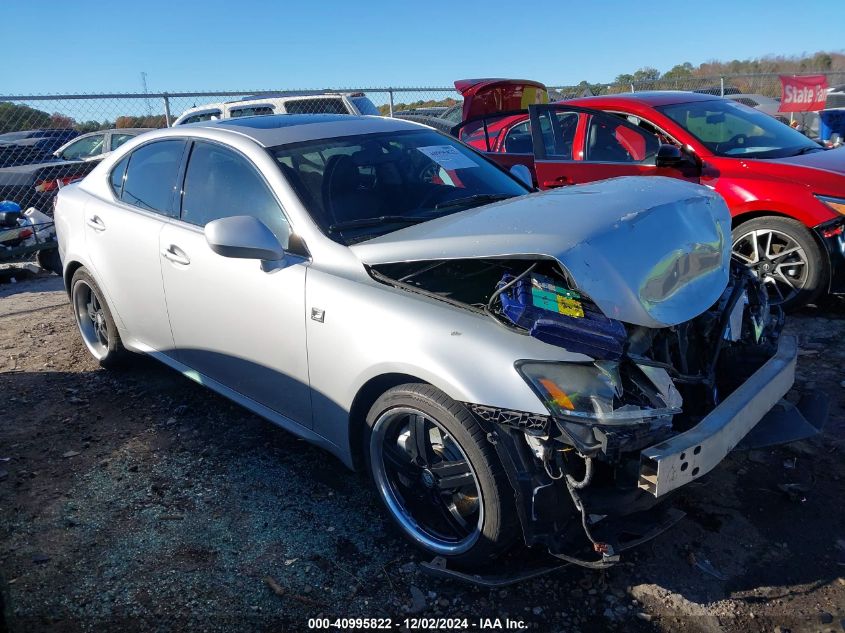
1,72 -> 844,216
551,71 -> 845,99
0,87 -> 462,214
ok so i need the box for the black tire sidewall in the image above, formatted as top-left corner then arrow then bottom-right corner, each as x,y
70,267 -> 126,367
36,248 -> 62,275
363,383 -> 518,567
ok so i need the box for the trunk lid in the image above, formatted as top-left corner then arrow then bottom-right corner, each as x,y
455,78 -> 549,122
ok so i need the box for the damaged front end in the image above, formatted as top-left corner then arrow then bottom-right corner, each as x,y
370,255 -> 826,569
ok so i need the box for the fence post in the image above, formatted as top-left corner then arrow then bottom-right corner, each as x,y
162,95 -> 172,127
388,89 -> 394,117
630,83 -> 635,93
720,77 -> 725,97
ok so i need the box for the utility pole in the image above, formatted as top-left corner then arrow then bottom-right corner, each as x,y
140,71 -> 152,116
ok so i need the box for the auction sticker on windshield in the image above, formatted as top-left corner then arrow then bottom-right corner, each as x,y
417,145 -> 479,170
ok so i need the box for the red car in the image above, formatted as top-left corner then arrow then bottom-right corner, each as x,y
449,80 -> 845,310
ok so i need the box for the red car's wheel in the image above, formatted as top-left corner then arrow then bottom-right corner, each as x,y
731,216 -> 825,311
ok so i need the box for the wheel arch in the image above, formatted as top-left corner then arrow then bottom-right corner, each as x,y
347,372 -> 433,471
63,259 -> 84,296
730,210 -> 831,298
730,208 -> 793,229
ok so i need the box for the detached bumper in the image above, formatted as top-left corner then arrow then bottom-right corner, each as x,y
638,335 -> 799,497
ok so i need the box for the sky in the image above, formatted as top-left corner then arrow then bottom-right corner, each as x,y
1,0 -> 844,95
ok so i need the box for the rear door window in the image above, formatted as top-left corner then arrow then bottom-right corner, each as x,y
503,121 -> 533,153
120,140 -> 187,216
532,110 -> 579,159
584,112 -> 658,163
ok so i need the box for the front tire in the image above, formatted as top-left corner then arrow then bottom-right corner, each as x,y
731,216 -> 825,311
70,267 -> 128,368
364,383 -> 519,567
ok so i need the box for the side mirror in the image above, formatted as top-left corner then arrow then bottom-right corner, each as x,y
52,150 -> 62,159
509,164 -> 533,188
205,215 -> 285,261
655,144 -> 684,168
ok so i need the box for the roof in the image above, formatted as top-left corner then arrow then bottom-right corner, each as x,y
225,91 -> 353,104
75,127 -> 153,137
188,113 -> 423,147
565,91 -> 726,108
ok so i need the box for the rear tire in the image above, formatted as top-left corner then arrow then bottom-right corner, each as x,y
36,248 -> 62,275
731,216 -> 825,311
364,383 -> 519,567
70,267 -> 129,368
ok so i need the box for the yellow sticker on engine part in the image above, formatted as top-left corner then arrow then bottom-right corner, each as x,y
558,297 -> 584,318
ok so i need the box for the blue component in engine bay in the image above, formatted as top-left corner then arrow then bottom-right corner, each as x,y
498,272 -> 627,360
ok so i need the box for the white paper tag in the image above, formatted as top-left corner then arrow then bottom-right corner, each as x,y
416,145 -> 479,170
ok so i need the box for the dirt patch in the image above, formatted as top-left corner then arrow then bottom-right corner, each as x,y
1,275 -> 844,632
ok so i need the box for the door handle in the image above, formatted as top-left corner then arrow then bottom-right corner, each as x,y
541,175 -> 572,188
161,245 -> 190,266
86,215 -> 106,231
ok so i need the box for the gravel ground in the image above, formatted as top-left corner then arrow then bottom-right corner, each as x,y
1,271 -> 844,633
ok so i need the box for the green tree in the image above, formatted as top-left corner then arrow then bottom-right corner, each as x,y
632,67 -> 662,83
76,120 -> 107,133
0,102 -> 52,133
663,62 -> 694,80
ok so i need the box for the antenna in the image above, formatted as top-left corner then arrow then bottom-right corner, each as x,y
140,71 -> 152,116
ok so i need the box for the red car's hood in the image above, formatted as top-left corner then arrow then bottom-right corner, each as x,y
762,146 -> 845,178
455,78 -> 549,122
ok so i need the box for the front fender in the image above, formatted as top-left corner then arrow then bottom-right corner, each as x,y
304,268 -> 587,460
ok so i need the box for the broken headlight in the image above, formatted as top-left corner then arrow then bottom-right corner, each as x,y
516,360 -> 682,425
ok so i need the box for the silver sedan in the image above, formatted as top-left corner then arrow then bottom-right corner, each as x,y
54,114 -> 819,570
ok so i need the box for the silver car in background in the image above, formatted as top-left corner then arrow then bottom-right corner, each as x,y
54,114 -> 822,570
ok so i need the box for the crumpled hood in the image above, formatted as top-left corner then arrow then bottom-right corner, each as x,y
351,176 -> 731,328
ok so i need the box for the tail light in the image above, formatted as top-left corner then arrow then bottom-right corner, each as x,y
34,174 -> 85,193
18,228 -> 33,239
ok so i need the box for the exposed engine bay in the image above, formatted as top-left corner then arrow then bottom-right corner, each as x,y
368,256 -> 819,568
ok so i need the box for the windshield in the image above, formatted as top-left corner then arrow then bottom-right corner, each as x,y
658,99 -> 821,158
271,129 -> 528,244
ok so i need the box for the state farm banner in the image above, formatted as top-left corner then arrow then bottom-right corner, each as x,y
779,75 -> 828,112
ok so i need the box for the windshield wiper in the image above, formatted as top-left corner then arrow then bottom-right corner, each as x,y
434,193 -> 516,210
328,215 -> 430,232
793,145 -> 823,156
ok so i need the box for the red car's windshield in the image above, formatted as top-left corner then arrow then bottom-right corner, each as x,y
658,99 -> 822,159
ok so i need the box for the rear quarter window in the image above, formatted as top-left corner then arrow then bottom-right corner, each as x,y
110,155 -> 129,197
